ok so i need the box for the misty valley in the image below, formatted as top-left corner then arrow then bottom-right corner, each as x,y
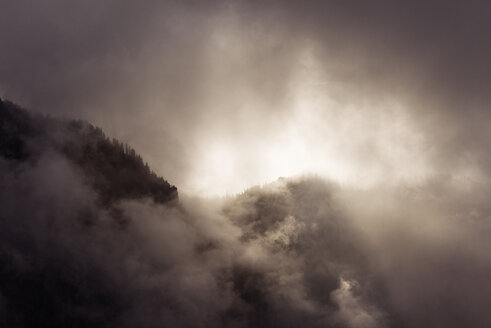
2,99 -> 491,327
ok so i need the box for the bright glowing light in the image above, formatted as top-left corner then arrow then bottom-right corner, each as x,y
182,47 -> 433,196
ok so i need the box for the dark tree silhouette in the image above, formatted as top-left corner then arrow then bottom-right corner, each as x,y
0,98 -> 177,205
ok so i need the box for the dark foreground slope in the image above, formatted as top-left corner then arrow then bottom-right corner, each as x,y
0,100 -> 184,327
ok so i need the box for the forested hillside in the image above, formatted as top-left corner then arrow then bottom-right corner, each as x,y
0,99 -> 177,205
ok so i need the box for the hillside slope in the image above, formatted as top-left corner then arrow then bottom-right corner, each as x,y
0,98 -> 177,205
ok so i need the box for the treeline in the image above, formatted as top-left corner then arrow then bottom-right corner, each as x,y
0,98 -> 177,205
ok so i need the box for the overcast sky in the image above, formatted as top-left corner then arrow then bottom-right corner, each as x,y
1,0 -> 491,195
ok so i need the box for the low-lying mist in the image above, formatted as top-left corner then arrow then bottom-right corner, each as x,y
2,148 -> 490,327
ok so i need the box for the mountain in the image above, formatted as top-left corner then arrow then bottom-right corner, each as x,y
2,99 -> 487,328
0,101 -> 421,328
0,98 -> 177,205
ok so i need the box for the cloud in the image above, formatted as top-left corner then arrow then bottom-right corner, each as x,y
2,141 -> 491,327
331,278 -> 385,328
2,1 -> 490,195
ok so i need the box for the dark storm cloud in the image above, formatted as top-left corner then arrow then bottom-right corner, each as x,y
259,0 -> 491,101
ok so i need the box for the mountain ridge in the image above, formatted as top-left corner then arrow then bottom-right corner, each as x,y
0,98 -> 177,205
